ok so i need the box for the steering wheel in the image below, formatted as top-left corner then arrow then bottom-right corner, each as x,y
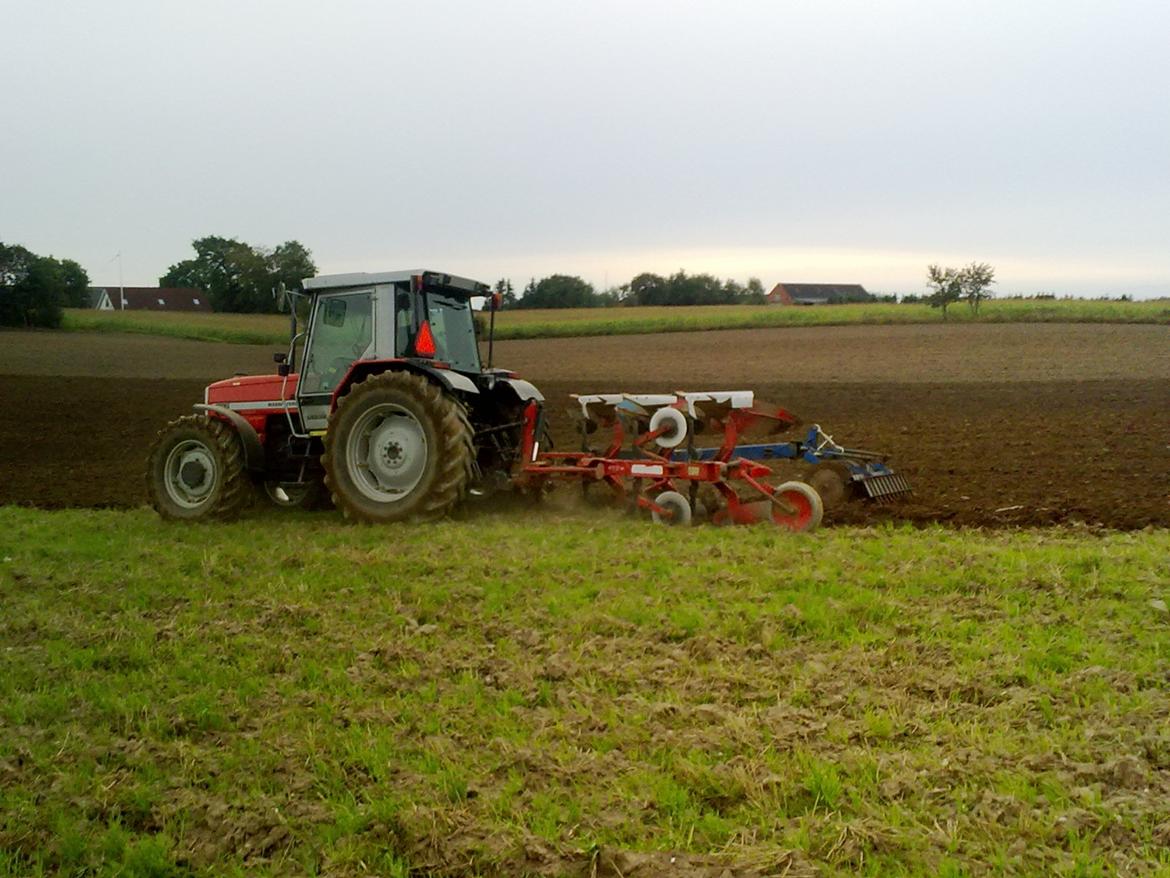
327,356 -> 353,383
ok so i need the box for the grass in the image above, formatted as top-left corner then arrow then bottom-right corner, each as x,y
61,309 -> 291,345
2,506 -> 1169,876
62,297 -> 1170,346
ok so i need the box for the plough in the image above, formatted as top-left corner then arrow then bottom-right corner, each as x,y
516,391 -> 910,531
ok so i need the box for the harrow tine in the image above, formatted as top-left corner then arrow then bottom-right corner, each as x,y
861,473 -> 911,500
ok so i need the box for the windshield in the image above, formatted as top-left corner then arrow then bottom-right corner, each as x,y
425,290 -> 480,373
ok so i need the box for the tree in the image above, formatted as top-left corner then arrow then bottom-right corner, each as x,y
926,264 -> 962,318
161,235 -> 249,311
516,274 -> 599,309
668,270 -> 725,305
0,243 -> 89,328
58,259 -> 91,308
268,241 -> 317,299
960,261 -> 995,314
596,286 -> 625,306
160,236 -> 317,313
0,255 -> 63,328
627,269 -> 760,306
627,272 -> 668,306
744,277 -> 766,304
0,242 -> 35,289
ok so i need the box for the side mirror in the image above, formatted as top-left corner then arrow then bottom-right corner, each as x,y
277,363 -> 291,377
273,352 -> 288,364
491,292 -> 503,311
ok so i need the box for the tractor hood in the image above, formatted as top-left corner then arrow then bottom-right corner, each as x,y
205,373 -> 299,407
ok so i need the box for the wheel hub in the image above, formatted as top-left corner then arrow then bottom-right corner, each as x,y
381,439 -> 405,469
164,440 -> 217,508
180,459 -> 208,490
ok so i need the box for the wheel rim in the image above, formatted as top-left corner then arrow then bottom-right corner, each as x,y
651,490 -> 692,526
345,403 -> 428,503
771,488 -> 814,531
163,439 -> 218,509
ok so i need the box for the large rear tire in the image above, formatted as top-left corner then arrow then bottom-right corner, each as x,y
146,415 -> 251,521
323,371 -> 474,522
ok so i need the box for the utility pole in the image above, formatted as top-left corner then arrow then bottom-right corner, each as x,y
108,251 -> 125,309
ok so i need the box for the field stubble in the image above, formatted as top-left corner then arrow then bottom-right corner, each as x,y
1,511 -> 1168,876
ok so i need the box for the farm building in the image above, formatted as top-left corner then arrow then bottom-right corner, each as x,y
87,286 -> 212,312
767,283 -> 872,305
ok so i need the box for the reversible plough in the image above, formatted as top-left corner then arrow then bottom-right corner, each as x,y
516,391 -> 910,531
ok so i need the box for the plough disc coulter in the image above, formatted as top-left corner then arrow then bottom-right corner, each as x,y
517,390 -> 910,531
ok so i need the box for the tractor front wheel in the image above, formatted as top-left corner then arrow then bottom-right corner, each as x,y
146,415 -> 251,520
323,371 -> 474,522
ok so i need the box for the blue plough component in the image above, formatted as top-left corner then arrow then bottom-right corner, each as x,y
672,425 -> 911,501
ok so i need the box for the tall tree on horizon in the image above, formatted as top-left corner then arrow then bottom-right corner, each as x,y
161,236 -> 317,312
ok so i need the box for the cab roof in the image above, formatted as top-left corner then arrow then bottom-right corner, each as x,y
302,269 -> 487,295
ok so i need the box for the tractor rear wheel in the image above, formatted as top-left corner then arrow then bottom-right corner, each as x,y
146,415 -> 251,520
323,371 -> 474,522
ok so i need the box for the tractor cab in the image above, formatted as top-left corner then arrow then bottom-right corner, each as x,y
291,270 -> 488,432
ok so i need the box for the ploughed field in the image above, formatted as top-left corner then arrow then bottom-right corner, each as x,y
1,324 -> 1168,528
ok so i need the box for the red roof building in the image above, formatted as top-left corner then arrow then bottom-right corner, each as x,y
766,283 -> 872,305
88,287 -> 212,312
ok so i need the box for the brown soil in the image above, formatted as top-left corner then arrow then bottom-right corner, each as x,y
2,327 -> 1168,527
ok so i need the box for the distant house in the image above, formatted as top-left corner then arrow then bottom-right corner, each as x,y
87,288 -> 114,310
86,287 -> 212,312
767,283 -> 872,306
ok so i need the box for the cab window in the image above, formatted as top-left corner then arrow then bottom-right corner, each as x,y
302,291 -> 373,393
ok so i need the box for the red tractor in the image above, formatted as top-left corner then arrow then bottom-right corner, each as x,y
147,270 -> 542,522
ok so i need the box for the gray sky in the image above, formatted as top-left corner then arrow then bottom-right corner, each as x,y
3,0 -> 1168,296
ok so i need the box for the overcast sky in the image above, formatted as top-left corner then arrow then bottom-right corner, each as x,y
3,0 -> 1168,296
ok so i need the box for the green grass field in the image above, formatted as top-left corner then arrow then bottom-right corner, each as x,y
3,507 -> 1168,876
62,297 -> 1170,346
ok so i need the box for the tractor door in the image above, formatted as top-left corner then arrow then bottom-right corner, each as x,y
298,289 -> 375,431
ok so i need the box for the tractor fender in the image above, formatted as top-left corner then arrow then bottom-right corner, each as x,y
332,359 -> 480,409
492,377 -> 544,402
413,364 -> 480,395
193,404 -> 266,473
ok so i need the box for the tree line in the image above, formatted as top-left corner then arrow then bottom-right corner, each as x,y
0,242 -> 90,328
2,232 -> 1006,330
493,270 -> 769,309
